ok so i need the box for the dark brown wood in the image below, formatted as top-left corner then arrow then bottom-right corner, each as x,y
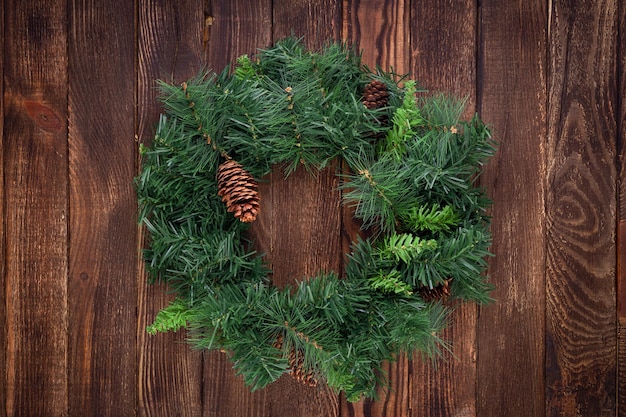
273,0 -> 341,49
3,1 -> 69,416
260,2 -> 343,416
618,1 -> 626,414
202,2 -> 273,417
2,1 -> 625,416
409,2 -> 478,416
546,1 -> 618,415
343,0 -> 409,76
205,0 -> 272,71
67,0 -> 137,415
136,1 -> 205,416
476,1 -> 548,417
341,1 -> 410,415
0,0 -> 5,412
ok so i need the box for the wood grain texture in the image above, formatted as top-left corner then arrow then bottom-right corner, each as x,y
343,0 -> 409,76
2,1 -> 69,416
1,1 -> 625,416
273,0 -> 341,48
67,0 -> 137,415
258,3 -> 343,416
205,0 -> 272,71
202,2 -> 274,417
619,1 -> 626,414
0,0 -> 5,412
137,1 -> 205,416
341,1 -> 410,415
409,2 -> 478,416
546,1 -> 617,415
476,1 -> 548,416
340,355 -> 410,417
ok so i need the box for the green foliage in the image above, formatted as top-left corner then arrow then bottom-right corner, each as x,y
136,37 -> 496,401
379,80 -> 424,159
146,298 -> 193,335
399,204 -> 460,233
368,270 -> 414,296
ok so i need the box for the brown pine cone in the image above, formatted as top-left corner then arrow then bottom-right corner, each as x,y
274,335 -> 319,387
418,279 -> 452,302
362,79 -> 390,109
216,160 -> 260,223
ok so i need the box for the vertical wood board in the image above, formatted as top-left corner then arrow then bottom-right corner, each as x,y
2,0 -> 69,415
341,0 -> 410,415
202,2 -> 273,417
546,1 -> 618,415
409,1 -> 478,416
477,1 -> 548,416
67,0 -> 137,415
0,0 -> 6,411
262,2 -> 343,416
137,1 -> 205,416
618,0 -> 626,414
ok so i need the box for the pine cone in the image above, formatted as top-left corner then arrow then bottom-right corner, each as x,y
216,160 -> 260,223
274,335 -> 319,387
362,79 -> 390,109
419,279 -> 452,302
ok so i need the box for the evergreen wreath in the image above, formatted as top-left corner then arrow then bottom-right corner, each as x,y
136,37 -> 495,401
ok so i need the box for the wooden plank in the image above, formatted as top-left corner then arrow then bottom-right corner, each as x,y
2,0 -> 69,415
408,2 -> 478,416
202,2 -> 272,417
67,1 -> 137,415
262,2 -> 343,416
136,1 -> 205,416
341,0 -> 410,415
205,1 -> 272,71
476,1 -> 547,416
546,1 -> 618,415
343,0 -> 409,76
0,0 -> 5,412
618,1 -> 626,414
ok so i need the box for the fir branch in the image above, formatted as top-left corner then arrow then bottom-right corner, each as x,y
376,233 -> 437,264
399,204 -> 460,233
368,269 -> 413,296
379,80 -> 423,160
146,298 -> 193,335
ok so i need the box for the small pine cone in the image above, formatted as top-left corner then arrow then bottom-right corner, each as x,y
274,335 -> 318,387
362,79 -> 390,109
288,349 -> 318,387
217,160 -> 260,223
419,279 -> 452,302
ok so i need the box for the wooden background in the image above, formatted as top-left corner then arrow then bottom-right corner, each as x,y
0,0 -> 623,416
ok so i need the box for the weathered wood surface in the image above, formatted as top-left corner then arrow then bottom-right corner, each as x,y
546,1 -> 617,415
136,1 -> 205,416
3,1 -> 69,416
0,0 -> 623,416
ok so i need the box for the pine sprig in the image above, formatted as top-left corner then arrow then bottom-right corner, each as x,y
146,298 -> 194,335
379,80 -> 424,159
368,270 -> 414,296
377,233 -> 437,264
399,204 -> 460,233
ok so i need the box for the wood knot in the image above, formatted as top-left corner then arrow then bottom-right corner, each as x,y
23,100 -> 63,133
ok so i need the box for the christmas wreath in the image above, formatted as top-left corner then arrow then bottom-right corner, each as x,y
136,38 -> 495,401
